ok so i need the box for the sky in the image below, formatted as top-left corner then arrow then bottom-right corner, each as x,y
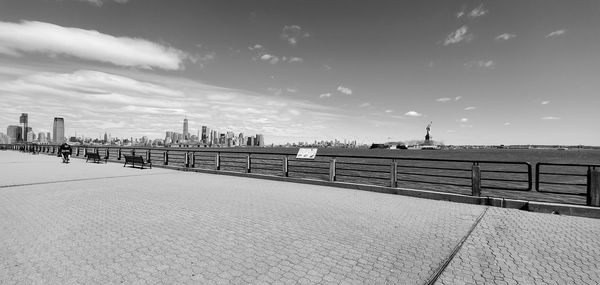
0,0 -> 599,145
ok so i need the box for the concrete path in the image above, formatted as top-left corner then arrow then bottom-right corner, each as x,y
1,151 -> 599,284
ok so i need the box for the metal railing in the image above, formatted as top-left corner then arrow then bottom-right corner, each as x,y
5,144 -> 532,195
535,162 -> 600,205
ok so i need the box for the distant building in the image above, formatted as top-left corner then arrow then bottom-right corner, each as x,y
256,134 -> 264,147
38,132 -> 47,143
7,125 -> 22,142
247,136 -> 255,146
20,113 -> 28,142
183,118 -> 189,140
0,133 -> 9,144
53,117 -> 65,143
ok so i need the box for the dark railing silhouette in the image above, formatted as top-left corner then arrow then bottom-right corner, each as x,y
4,143 -> 600,207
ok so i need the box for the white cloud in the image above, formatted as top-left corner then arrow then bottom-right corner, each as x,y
468,4 -> 488,18
385,110 -> 393,113
465,60 -> 495,69
541,116 -> 560,120
541,101 -> 550,105
78,0 -> 130,6
504,122 -> 511,126
546,29 -> 567,38
496,33 -> 516,41
0,20 -> 188,70
464,106 -> 477,111
260,54 -> 279,64
359,102 -> 371,108
443,26 -> 473,46
0,67 -> 347,143
436,97 -> 452,103
286,88 -> 298,93
281,25 -> 310,46
459,118 -> 469,123
319,93 -> 332,99
405,111 -> 422,117
337,85 -> 353,95
288,57 -> 303,63
455,96 -> 462,101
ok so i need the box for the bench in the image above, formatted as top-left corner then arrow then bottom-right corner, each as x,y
86,152 -> 106,163
123,155 -> 151,169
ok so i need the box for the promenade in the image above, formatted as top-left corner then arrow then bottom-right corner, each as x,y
1,151 -> 599,284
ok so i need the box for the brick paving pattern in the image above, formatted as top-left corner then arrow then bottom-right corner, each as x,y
1,151 -> 599,284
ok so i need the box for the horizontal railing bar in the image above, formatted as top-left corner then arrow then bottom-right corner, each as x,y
336,168 -> 389,174
397,172 -> 470,180
481,177 -> 530,183
538,172 -> 587,177
396,165 -> 472,172
537,181 -> 587,186
481,170 -> 527,174
538,162 -> 600,167
536,190 -> 586,196
396,178 -> 471,188
336,174 -> 390,181
481,185 -> 531,191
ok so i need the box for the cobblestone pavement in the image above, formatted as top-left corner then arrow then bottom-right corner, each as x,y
436,207 -> 600,285
1,151 -> 600,284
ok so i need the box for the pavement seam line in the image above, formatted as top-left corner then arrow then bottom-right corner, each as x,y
0,172 -> 173,189
423,206 -> 489,285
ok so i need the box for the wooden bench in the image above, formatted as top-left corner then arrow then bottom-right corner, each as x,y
123,155 -> 151,169
85,152 -> 106,163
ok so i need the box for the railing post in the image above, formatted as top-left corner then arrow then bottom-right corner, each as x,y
535,163 -> 540,191
105,149 -> 110,160
163,151 -> 168,165
390,159 -> 398,188
76,147 -> 80,156
118,148 -> 122,160
246,154 -> 251,173
185,152 -> 190,167
215,153 -> 220,170
587,167 -> 600,207
190,152 -> 194,168
146,150 -> 151,163
132,149 -> 135,156
283,156 -> 289,177
471,163 -> 481,197
329,158 -> 336,182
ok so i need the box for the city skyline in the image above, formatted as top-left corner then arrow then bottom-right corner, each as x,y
0,1 -> 599,145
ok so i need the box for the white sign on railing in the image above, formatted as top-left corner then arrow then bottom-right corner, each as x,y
296,148 -> 318,159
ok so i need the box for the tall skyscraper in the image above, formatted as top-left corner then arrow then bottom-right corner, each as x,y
38,132 -> 47,143
53,117 -> 65,143
7,125 -> 21,143
256,134 -> 265,147
183,118 -> 189,140
20,113 -> 28,142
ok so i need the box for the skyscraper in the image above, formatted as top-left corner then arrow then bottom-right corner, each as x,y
53,117 -> 65,143
256,134 -> 265,147
7,125 -> 21,143
183,118 -> 189,140
20,113 -> 28,142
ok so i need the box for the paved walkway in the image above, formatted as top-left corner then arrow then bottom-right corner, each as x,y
1,151 -> 599,284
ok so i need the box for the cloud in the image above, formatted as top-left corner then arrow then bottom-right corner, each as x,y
281,25 -> 310,46
541,116 -> 560,120
504,122 -> 511,126
443,26 -> 473,46
465,60 -> 495,69
337,85 -> 353,95
455,96 -> 462,101
288,57 -> 303,63
0,20 -> 188,70
546,30 -> 566,38
436,97 -> 452,103
541,101 -> 550,105
260,54 -> 279,64
468,4 -> 488,18
78,0 -> 130,6
286,88 -> 298,93
464,106 -> 477,111
319,93 -> 331,99
496,33 -> 516,41
405,111 -> 422,117
0,67 -> 347,143
459,118 -> 469,123
385,110 -> 393,113
359,102 -> 371,108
